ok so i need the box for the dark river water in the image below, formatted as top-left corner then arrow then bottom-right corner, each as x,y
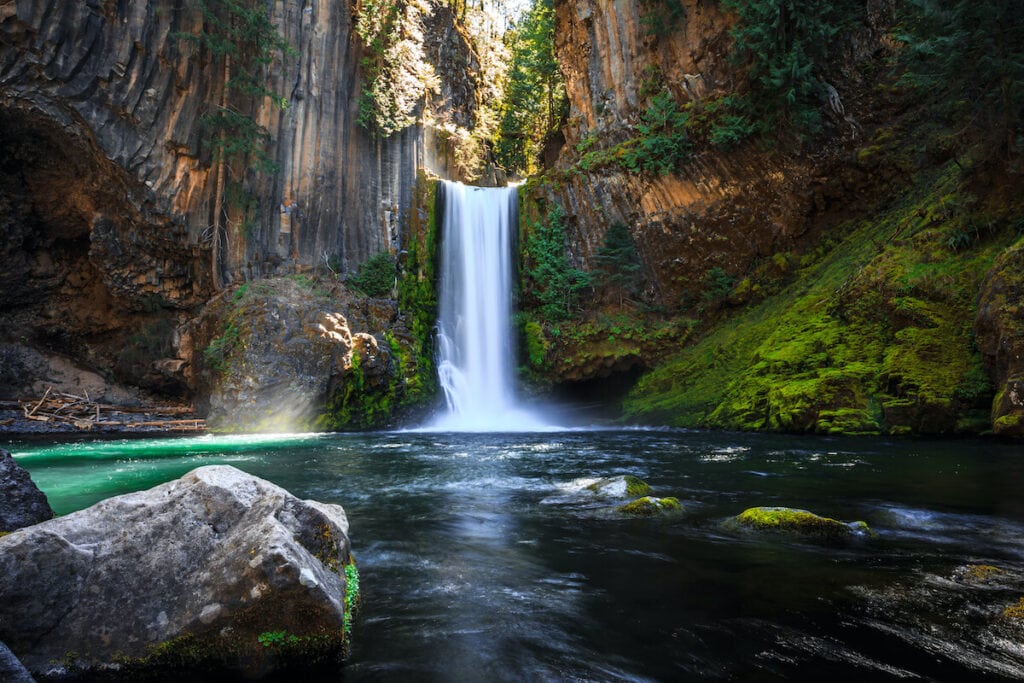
7,429 -> 1024,681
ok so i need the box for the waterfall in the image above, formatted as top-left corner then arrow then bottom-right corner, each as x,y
431,181 -> 550,431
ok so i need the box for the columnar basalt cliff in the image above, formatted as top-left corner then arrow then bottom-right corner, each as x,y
0,0 -> 478,405
548,0 -> 895,304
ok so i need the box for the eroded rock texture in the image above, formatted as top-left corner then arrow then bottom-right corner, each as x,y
184,276 -> 427,431
550,0 -> 896,305
0,465 -> 355,679
0,0 -> 478,402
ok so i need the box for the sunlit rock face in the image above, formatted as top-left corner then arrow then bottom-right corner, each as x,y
0,465 -> 355,679
549,0 -> 896,307
184,277 -> 422,432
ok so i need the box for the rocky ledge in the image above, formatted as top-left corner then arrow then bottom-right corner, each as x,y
0,465 -> 358,680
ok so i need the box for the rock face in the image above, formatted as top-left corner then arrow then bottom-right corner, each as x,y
0,0 -> 480,400
975,241 -> 1024,436
0,448 -> 53,531
548,0 -> 895,305
0,465 -> 356,679
186,276 -> 430,431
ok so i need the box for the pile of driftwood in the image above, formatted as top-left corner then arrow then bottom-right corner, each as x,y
13,387 -> 205,431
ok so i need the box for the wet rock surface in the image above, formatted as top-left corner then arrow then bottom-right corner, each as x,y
0,465 -> 356,679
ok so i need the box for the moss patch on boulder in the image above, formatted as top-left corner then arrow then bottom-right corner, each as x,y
617,496 -> 682,517
624,164 -> 1022,435
727,506 -> 873,539
585,475 -> 652,498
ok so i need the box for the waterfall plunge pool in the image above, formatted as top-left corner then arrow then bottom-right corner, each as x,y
8,429 -> 1024,681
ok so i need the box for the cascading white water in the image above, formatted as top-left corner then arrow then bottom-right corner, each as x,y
431,181 -> 550,431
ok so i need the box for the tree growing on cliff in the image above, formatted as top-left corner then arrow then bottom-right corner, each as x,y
522,203 -> 590,320
178,0 -> 294,290
594,222 -> 644,307
898,0 -> 1023,163
494,0 -> 567,176
719,0 -> 857,137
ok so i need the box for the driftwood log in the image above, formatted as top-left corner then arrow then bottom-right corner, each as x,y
12,388 -> 204,432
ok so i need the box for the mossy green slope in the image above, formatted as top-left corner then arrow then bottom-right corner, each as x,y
624,165 -> 1017,435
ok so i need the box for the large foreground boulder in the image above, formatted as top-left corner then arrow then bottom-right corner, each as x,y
0,466 -> 358,679
0,448 -> 53,531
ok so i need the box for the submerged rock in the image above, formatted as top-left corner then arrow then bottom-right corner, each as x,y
0,448 -> 53,532
0,465 -> 358,679
585,475 -> 652,499
954,564 -> 1008,585
726,506 -> 873,539
617,496 -> 683,517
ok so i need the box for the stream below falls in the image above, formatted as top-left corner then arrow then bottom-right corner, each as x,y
8,429 -> 1024,681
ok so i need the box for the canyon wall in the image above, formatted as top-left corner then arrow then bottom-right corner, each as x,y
0,0 -> 475,401
539,0 -> 1024,436
549,0 -> 896,305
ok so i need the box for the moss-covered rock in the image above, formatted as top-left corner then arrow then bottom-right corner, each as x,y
954,564 -> 1006,584
726,506 -> 873,539
617,496 -> 683,516
186,274 -> 431,432
585,475 -> 652,498
624,164 -> 1021,436
1003,598 -> 1024,621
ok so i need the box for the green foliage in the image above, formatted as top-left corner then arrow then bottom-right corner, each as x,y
577,90 -> 691,175
640,0 -> 685,37
396,174 -> 440,408
347,252 -> 396,298
521,319 -> 550,369
702,266 -> 736,303
594,223 -> 644,305
179,0 -> 293,170
718,0 -> 858,139
521,202 -> 591,321
495,0 -> 568,175
203,320 -> 241,375
683,95 -> 757,149
624,164 -> 1013,435
343,561 -> 360,636
355,0 -> 438,136
258,630 -> 301,648
897,0 -> 1024,162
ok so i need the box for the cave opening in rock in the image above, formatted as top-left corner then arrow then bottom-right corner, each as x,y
0,105 -> 185,401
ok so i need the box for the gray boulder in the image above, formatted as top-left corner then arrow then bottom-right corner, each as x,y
0,465 -> 358,679
0,640 -> 35,683
0,448 -> 54,531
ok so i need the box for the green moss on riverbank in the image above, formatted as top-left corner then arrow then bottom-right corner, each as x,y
623,164 -> 1019,435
